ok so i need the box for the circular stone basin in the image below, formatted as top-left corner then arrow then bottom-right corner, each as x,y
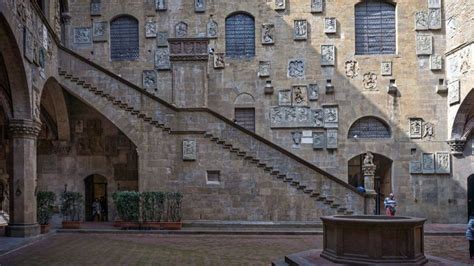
320,215 -> 428,265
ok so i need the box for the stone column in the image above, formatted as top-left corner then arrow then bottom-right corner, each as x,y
362,152 -> 377,214
6,119 -> 42,237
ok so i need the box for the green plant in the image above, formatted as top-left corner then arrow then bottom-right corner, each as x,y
113,191 -> 140,222
165,192 -> 183,222
60,191 -> 83,222
37,191 -> 56,225
141,192 -> 165,222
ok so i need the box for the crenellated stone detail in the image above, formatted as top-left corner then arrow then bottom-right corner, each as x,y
447,138 -> 466,155
8,119 -> 42,139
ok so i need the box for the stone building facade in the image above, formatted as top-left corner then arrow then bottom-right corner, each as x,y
0,0 -> 473,236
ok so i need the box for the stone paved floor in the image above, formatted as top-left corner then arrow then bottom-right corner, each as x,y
0,233 -> 471,265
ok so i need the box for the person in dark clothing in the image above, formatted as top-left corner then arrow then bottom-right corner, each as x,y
99,196 -> 107,221
466,216 -> 474,259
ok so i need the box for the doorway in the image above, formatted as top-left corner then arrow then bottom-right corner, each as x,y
84,174 -> 108,221
468,175 -> 474,220
234,108 -> 255,132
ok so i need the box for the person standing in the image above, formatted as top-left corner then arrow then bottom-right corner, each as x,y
92,198 -> 102,222
384,193 -> 397,216
466,216 -> 474,259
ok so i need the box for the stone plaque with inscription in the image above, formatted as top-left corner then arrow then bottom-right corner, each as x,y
155,47 -> 170,70
313,132 -> 325,149
409,118 -> 423,139
308,84 -> 319,101
258,61 -> 271,77
278,90 -> 292,106
415,11 -> 428,31
74,27 -> 92,44
311,0 -> 323,13
323,106 -> 338,128
326,129 -> 338,149
416,35 -> 432,55
312,109 -> 324,127
294,20 -> 308,40
195,0 -> 206,13
430,55 -> 442,70
321,45 -> 335,66
292,85 -> 308,107
324,18 -> 336,34
262,24 -> 275,45
183,140 -> 197,161
288,59 -> 305,79
409,161 -> 422,174
448,80 -> 460,105
145,21 -> 157,38
435,152 -> 450,174
275,0 -> 285,10
422,153 -> 435,174
92,21 -> 108,42
270,106 -> 320,128
142,70 -> 157,90
157,31 -> 169,47
381,62 -> 392,76
428,8 -> 442,30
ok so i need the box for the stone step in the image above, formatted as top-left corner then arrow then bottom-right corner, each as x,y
303,188 -> 313,194
276,174 -> 286,179
203,132 -> 213,138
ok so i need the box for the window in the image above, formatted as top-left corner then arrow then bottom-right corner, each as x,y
225,13 -> 255,58
355,1 -> 396,55
348,117 -> 391,139
206,171 -> 221,184
110,16 -> 139,61
235,108 -> 255,132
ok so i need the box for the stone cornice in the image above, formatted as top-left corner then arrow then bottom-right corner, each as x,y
8,119 -> 42,139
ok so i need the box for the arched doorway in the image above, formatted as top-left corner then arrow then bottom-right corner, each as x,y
348,153 -> 393,212
468,175 -> 474,220
84,174 -> 108,222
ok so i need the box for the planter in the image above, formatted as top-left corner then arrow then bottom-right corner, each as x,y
113,220 -> 122,228
62,221 -> 81,229
141,222 -> 161,230
120,221 -> 140,230
40,224 -> 50,234
160,222 -> 182,230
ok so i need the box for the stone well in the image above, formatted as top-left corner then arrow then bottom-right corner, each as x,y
320,215 -> 428,265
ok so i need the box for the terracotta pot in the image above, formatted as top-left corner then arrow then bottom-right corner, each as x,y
160,222 -> 182,230
120,221 -> 140,230
62,221 -> 81,229
141,222 -> 161,230
40,224 -> 50,234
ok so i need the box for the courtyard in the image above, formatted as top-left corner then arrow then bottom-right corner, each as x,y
0,233 -> 470,265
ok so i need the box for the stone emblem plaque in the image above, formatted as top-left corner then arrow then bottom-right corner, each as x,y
157,31 -> 169,47
363,72 -> 377,90
195,0 -> 206,13
288,59 -> 305,79
311,0 -> 323,13
262,24 -> 275,45
270,107 -> 324,128
278,90 -> 292,106
312,109 -> 324,127
291,131 -> 302,146
175,22 -> 188,38
435,152 -> 450,174
428,0 -> 441,8
409,161 -> 422,174
308,84 -> 319,101
155,47 -> 170,70
323,106 -> 338,128
422,153 -> 435,174
324,18 -> 337,34
294,20 -> 308,40
448,80 -> 460,105
207,17 -> 218,39
409,118 -> 423,139
90,0 -> 101,16
326,129 -> 338,149
416,35 -> 433,55
313,132 -> 325,149
24,28 -> 34,63
381,62 -> 392,76
145,21 -> 157,38
213,53 -> 225,69
92,21 -> 108,42
430,55 -> 442,70
321,45 -> 335,66
183,140 -> 197,161
275,0 -> 285,10
73,27 -> 92,44
38,47 -> 46,68
142,70 -> 157,90
345,60 -> 359,78
258,61 -> 271,77
415,11 -> 428,31
155,0 -> 167,11
428,8 -> 442,30
292,85 -> 308,107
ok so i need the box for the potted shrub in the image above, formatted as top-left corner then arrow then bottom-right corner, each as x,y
37,191 -> 56,234
60,191 -> 83,229
113,191 -> 140,229
141,192 -> 165,230
161,192 -> 183,230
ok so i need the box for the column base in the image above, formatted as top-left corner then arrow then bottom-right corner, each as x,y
6,224 -> 40,237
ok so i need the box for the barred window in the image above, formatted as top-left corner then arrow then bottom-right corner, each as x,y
355,1 -> 396,55
110,16 -> 139,61
348,117 -> 391,139
225,13 -> 255,59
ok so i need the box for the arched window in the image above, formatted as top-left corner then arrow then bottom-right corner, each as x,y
348,117 -> 391,139
355,1 -> 396,55
225,13 -> 255,59
110,16 -> 139,61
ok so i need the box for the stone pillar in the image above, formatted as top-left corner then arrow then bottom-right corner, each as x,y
362,152 -> 377,214
6,119 -> 41,237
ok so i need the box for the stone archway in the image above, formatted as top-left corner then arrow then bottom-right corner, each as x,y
449,89 -> 474,155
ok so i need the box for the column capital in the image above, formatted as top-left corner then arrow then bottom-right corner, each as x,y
8,119 -> 42,139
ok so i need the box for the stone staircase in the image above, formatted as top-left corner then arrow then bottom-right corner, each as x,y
57,46 -> 366,217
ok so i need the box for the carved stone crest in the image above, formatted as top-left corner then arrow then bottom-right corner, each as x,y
448,80 -> 460,105
24,28 -> 34,63
73,27 -> 92,44
288,60 -> 305,79
278,90 -> 292,106
155,48 -> 171,70
155,0 -> 167,11
428,8 -> 441,30
258,61 -> 271,77
292,85 -> 308,107
262,24 -> 275,45
313,132 -> 325,149
363,72 -> 377,90
195,0 -> 206,13
294,20 -> 308,40
416,35 -> 433,55
157,31 -> 169,47
422,153 -> 435,174
213,53 -> 225,69
344,60 -> 359,78
308,84 -> 319,101
435,152 -> 450,174
324,18 -> 336,34
409,118 -> 423,139
428,0 -> 441,8
323,106 -> 338,128
92,21 -> 108,42
381,62 -> 392,76
183,140 -> 197,161
90,0 -> 101,16
142,70 -> 157,90
415,11 -> 428,31
311,0 -> 323,13
207,16 -> 218,39
423,122 -> 435,139
145,21 -> 157,38
430,55 -> 442,70
321,45 -> 335,66
291,131 -> 302,146
312,109 -> 324,127
275,0 -> 285,10
409,161 -> 422,174
326,129 -> 338,149
175,22 -> 188,38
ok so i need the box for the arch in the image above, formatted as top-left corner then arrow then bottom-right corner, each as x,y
348,116 -> 391,139
110,15 -> 139,61
225,12 -> 255,58
234,92 -> 255,106
84,174 -> 108,221
451,88 -> 474,140
41,78 -> 71,141
355,0 -> 396,55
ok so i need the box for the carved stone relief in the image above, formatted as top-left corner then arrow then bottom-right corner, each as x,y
311,0 -> 323,13
312,132 -> 325,149
323,106 -> 338,128
278,90 -> 292,106
38,47 -> 46,69
271,106 -> 321,128
142,70 -> 157,90
409,118 -> 423,139
324,18 -> 336,34
90,0 -> 101,16
416,35 -> 433,55
155,0 -> 166,11
459,47 -> 471,74
312,109 -> 324,127
145,21 -> 157,38
74,27 -> 92,44
213,53 -> 225,69
292,85 -> 308,107
415,11 -> 428,31
344,60 -> 359,78
33,87 -> 41,122
428,0 -> 441,8
448,80 -> 460,105
24,28 -> 34,63
435,152 -> 450,174
326,129 -> 338,149
363,72 -> 377,90
409,161 -> 422,174
291,131 -> 302,146
183,140 -> 197,161
275,0 -> 285,10
262,24 -> 275,45
423,122 -> 435,140
207,17 -> 218,39
175,22 -> 188,38
155,47 -> 171,70
294,20 -> 308,40
430,55 -> 442,70
422,153 -> 435,174
288,60 -> 305,79
381,62 -> 392,76
428,8 -> 442,30
308,84 -> 319,101
258,61 -> 271,77
321,45 -> 335,66
447,16 -> 457,39
195,0 -> 206,13
157,31 -> 169,47
92,21 -> 107,42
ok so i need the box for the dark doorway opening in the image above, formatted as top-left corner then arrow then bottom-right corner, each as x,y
234,108 -> 255,132
84,174 -> 108,221
468,175 -> 474,220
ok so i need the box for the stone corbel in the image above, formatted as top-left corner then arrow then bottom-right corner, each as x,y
447,138 -> 466,156
8,119 -> 42,139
